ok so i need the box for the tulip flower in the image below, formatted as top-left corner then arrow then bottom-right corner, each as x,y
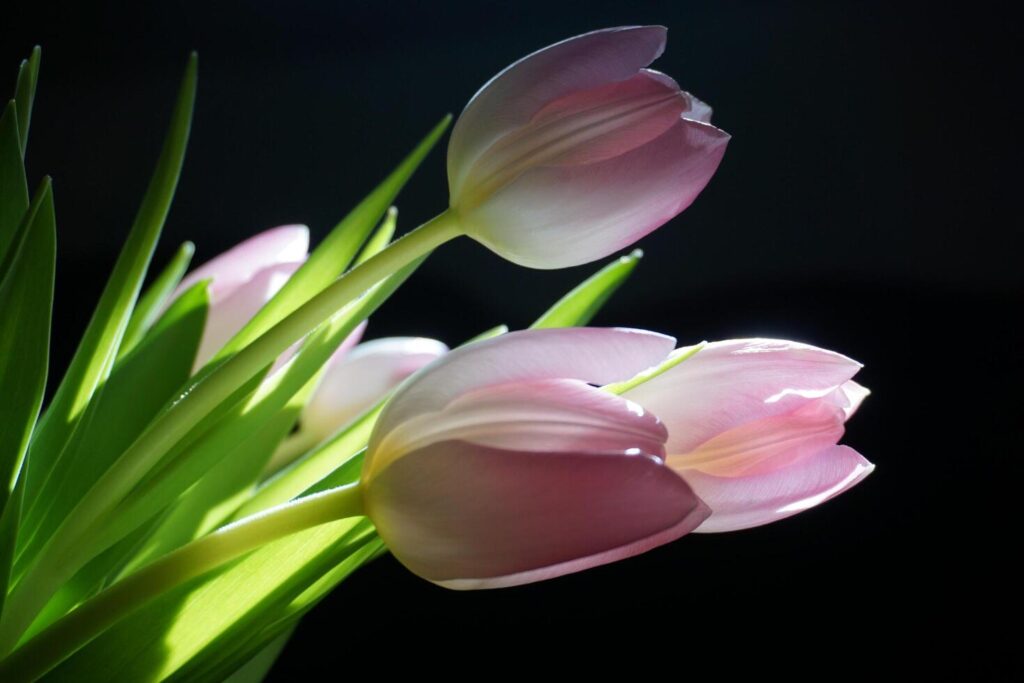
360,329 -> 872,588
302,336 -> 449,443
445,25 -> 730,269
621,338 -> 874,532
360,327 -> 710,588
167,225 -> 310,370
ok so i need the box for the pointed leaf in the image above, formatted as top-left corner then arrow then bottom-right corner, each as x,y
531,249 -> 642,329
22,54 -> 197,519
14,282 -> 208,583
0,102 -> 29,270
79,259 -> 426,573
0,178 -> 54,609
214,116 -> 450,361
13,46 -> 41,156
119,241 -> 195,358
354,206 -> 397,265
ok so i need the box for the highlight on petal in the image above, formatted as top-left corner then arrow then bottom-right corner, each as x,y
371,327 -> 675,445
193,260 -> 303,370
683,445 -> 874,533
365,439 -> 708,589
835,380 -> 871,419
370,378 -> 667,482
448,26 -> 668,198
302,337 -> 448,442
461,116 -> 729,269
173,225 -> 309,301
624,338 -> 863,455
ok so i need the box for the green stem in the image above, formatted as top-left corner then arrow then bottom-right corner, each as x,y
0,484 -> 365,682
0,210 -> 461,653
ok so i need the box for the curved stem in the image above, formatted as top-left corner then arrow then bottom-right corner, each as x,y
0,484 -> 365,682
0,210 -> 461,653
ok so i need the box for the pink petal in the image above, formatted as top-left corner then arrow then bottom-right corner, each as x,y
365,439 -> 708,589
624,338 -> 863,455
193,260 -> 303,371
372,328 -> 675,447
174,225 -> 309,302
373,379 -> 667,478
682,445 -> 874,533
458,71 -> 687,204
302,337 -> 448,441
836,380 -> 871,419
449,26 -> 668,199
668,398 -> 845,477
642,70 -> 714,123
461,116 -> 729,269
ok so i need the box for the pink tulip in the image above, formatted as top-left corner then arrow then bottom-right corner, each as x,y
360,328 -> 709,589
167,225 -> 310,371
446,26 -> 730,269
302,337 -> 449,442
621,338 -> 875,532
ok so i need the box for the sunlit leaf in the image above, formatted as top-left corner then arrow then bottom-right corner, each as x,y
213,116 -> 450,363
13,282 -> 208,592
21,54 -> 198,533
119,241 -> 195,358
530,248 -> 642,329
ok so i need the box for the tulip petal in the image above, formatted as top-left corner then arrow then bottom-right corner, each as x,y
372,379 -> 667,480
303,337 -> 448,441
460,72 -> 687,205
174,225 -> 309,302
642,70 -> 714,123
462,116 -> 729,269
193,260 -> 303,370
625,338 -> 863,455
836,380 -> 871,419
366,439 -> 708,589
669,398 -> 846,477
449,26 -> 668,198
373,328 -> 675,445
684,445 -> 874,533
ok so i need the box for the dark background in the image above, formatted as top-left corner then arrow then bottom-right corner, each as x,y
3,0 -> 1019,677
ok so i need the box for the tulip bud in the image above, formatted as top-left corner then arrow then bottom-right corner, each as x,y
360,328 -> 709,589
302,336 -> 449,443
621,339 -> 875,532
447,26 -> 730,269
167,225 -> 309,371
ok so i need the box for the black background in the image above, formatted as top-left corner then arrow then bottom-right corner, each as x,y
3,0 -> 1019,677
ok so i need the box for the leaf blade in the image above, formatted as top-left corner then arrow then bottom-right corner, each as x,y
0,178 -> 55,613
21,53 -> 197,528
530,249 -> 642,329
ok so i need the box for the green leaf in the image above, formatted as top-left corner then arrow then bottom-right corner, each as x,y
22,53 -> 198,525
0,178 -> 55,612
81,258 -> 425,571
13,46 -> 41,156
530,249 -> 643,329
0,102 -> 29,272
14,281 -> 208,589
221,626 -> 294,683
212,116 -> 451,363
355,206 -> 397,265
50,523 -> 380,682
119,241 -> 195,359
236,407 -> 380,518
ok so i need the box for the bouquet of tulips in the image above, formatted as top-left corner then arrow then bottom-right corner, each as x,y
0,27 -> 872,681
